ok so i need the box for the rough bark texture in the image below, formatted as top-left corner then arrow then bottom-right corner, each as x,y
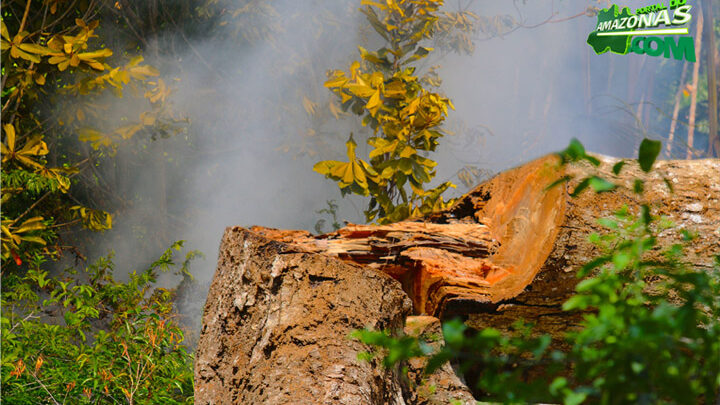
403,316 -> 476,405
194,228 -> 413,404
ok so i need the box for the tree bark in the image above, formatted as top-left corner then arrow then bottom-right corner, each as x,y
703,0 -> 718,157
687,11 -> 704,159
667,61 -> 688,157
194,228 -> 415,405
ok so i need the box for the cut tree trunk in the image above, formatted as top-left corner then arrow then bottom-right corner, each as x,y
195,155 -> 719,404
194,228 -> 414,404
194,228 -> 477,404
251,155 -> 720,339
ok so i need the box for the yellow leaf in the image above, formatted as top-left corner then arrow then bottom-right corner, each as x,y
1,20 -> 9,41
383,80 -> 405,97
369,138 -> 398,158
19,136 -> 49,157
380,166 -> 394,179
21,236 -> 46,245
47,37 -> 63,52
359,159 -> 380,177
328,162 -> 346,178
313,160 -> 341,176
78,128 -> 103,142
114,124 -> 142,140
16,217 -> 46,233
350,61 -> 361,79
3,124 -> 16,151
48,55 -> 66,64
366,89 -> 381,116
361,0 -> 387,9
87,61 -> 105,71
2,225 -> 14,238
341,162 -> 354,186
18,43 -> 51,55
369,72 -> 384,87
128,55 -> 144,66
324,76 -> 348,88
399,145 -> 416,158
353,160 -> 368,188
347,83 -> 376,98
10,46 -> 41,63
345,136 -> 358,160
78,48 -> 113,60
127,64 -> 159,79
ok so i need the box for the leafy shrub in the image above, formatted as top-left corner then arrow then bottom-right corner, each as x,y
1,242 -> 197,404
315,0 -> 457,223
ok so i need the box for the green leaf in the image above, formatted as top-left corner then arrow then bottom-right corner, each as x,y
612,160 -> 626,175
612,252 -> 631,270
638,138 -> 661,172
633,179 -> 644,194
559,138 -> 585,162
570,178 -> 590,197
588,176 -> 616,193
545,175 -> 574,191
564,391 -> 588,405
640,204 -> 652,226
597,218 -> 618,229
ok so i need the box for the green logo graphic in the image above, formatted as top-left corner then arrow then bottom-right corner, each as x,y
587,5 -> 634,55
586,1 -> 696,61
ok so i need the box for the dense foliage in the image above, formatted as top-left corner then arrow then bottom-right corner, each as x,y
315,0 -> 459,223
1,1 -> 195,403
354,139 -> 720,404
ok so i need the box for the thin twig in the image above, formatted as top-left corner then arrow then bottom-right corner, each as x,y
19,0 -> 33,33
28,368 -> 61,405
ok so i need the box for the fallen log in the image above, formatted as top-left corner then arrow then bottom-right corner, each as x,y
251,155 -> 720,337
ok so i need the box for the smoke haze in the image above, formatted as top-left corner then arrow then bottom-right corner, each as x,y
80,0 -> 698,328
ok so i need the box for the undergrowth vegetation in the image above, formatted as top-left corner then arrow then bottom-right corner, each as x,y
2,242 -> 197,404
